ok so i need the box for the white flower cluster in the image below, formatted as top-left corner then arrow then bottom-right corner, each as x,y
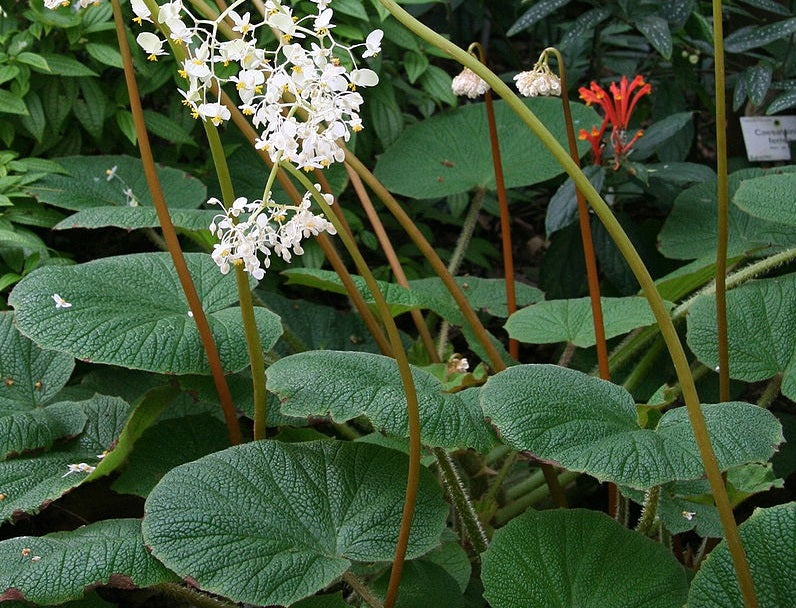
451,67 -> 489,99
135,0 -> 381,171
514,56 -> 561,98
209,188 -> 337,280
45,1 -> 382,171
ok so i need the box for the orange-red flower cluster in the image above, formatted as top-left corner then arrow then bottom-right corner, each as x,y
578,75 -> 651,169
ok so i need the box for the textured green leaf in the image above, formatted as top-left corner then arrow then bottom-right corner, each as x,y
0,90 -> 28,116
724,17 -> 796,53
687,273 -> 796,400
480,365 -> 783,488
505,296 -> 660,347
545,165 -> 605,236
403,50 -> 429,84
9,253 -> 282,375
408,276 -> 544,321
142,440 -> 448,606
143,110 -> 197,146
482,509 -> 688,608
54,207 -> 217,231
14,53 -> 50,73
372,561 -> 465,608
260,292 -> 384,354
0,519 -> 176,605
0,312 -> 74,413
37,55 -> 97,77
26,155 -> 205,212
283,267 -> 427,317
20,91 -> 45,142
658,166 -> 796,259
733,172 -> 796,226
290,593 -> 349,608
374,98 -> 597,198
83,43 -> 123,69
111,414 -> 230,498
419,65 -> 456,106
635,15 -> 673,59
0,395 -> 129,522
507,0 -> 571,36
688,503 -> 796,607
631,112 -> 693,160
767,89 -> 796,114
267,351 -> 496,451
744,64 -> 773,107
0,401 -> 86,462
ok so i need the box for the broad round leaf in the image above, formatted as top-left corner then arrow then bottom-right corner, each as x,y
658,166 -> 796,260
0,395 -> 129,522
267,351 -> 497,451
505,296 -> 659,347
480,365 -> 783,488
9,253 -> 282,375
373,98 -> 597,198
733,172 -> 796,226
0,311 -> 74,414
55,207 -> 218,231
688,503 -> 796,607
25,155 -> 205,212
142,440 -> 448,606
687,273 -> 796,400
0,519 -> 176,605
482,509 -> 688,608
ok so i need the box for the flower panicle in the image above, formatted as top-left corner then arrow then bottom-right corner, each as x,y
47,0 -> 382,173
577,75 -> 651,169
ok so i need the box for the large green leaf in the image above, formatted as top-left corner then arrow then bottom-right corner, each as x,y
0,519 -> 176,605
25,155 -> 205,212
0,402 -> 86,462
0,395 -> 129,522
658,166 -> 796,259
373,98 -> 597,198
504,296 -> 660,347
408,276 -> 544,321
481,509 -> 688,608
687,273 -> 796,400
0,311 -> 74,413
479,365 -> 783,488
142,440 -> 448,606
111,414 -> 231,498
688,503 -> 796,607
9,253 -> 282,375
267,351 -> 496,451
733,172 -> 796,226
54,207 -> 218,231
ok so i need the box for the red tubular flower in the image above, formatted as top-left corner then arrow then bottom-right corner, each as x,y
578,75 -> 651,169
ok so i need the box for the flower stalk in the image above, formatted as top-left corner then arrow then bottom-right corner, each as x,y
374,0 -> 756,603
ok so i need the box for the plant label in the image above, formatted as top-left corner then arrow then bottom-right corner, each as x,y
740,116 -> 796,161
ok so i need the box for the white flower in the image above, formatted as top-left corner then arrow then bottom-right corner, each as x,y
363,30 -> 383,58
197,102 -> 231,125
131,0 -> 152,24
52,294 -> 72,309
136,32 -> 166,61
514,69 -> 561,97
230,10 -> 253,36
451,67 -> 488,99
105,165 -> 118,181
349,68 -> 379,88
62,462 -> 95,477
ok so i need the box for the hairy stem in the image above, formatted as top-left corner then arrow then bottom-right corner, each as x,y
434,447 -> 489,554
635,485 -> 661,536
343,571 -> 385,608
112,0 -> 241,445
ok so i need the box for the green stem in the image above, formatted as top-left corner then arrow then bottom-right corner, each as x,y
505,468 -> 546,501
434,447 -> 489,554
712,0 -> 731,406
375,0 -> 754,600
756,374 -> 782,409
111,0 -> 241,445
157,582 -> 238,608
621,336 -> 665,394
202,123 -> 268,440
495,470 -> 579,525
283,162 -> 420,608
482,450 -> 518,506
436,188 -> 485,357
343,571 -> 384,608
635,485 -> 660,536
